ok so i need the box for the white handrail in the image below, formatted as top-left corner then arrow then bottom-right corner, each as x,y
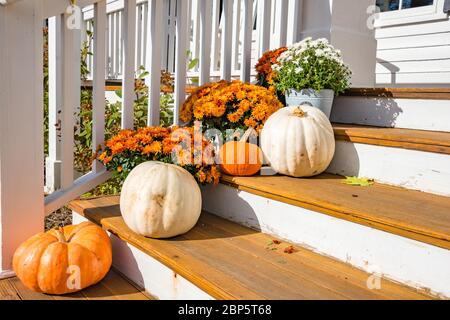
45,171 -> 112,215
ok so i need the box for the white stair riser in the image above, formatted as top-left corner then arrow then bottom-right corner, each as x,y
202,184 -> 450,299
73,213 -> 214,300
328,141 -> 450,196
331,97 -> 450,132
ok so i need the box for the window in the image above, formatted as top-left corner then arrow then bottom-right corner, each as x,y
376,0 -> 435,12
374,0 -> 448,27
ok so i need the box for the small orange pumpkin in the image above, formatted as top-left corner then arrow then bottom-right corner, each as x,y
13,222 -> 112,295
219,128 -> 263,176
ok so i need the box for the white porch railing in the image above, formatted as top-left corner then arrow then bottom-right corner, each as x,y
0,0 -> 375,276
80,0 -> 301,80
44,0 -> 303,198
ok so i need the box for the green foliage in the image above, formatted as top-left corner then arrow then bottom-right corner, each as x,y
273,38 -> 352,95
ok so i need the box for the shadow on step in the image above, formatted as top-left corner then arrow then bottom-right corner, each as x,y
327,140 -> 361,178
202,184 -> 264,233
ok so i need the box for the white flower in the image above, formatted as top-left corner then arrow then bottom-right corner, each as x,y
295,67 -> 303,74
272,64 -> 281,72
315,49 -> 325,56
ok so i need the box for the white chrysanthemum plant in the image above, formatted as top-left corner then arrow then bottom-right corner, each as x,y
272,37 -> 352,118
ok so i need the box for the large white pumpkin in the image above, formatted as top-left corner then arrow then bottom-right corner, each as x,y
120,161 -> 202,238
261,105 -> 335,177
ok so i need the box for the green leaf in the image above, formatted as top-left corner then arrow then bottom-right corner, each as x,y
115,90 -> 122,98
138,71 -> 149,79
188,58 -> 199,70
342,176 -> 374,187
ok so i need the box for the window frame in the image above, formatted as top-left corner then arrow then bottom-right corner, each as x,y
374,0 -> 449,27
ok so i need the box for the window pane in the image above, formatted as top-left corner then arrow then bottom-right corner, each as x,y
401,0 -> 434,9
376,0 -> 400,12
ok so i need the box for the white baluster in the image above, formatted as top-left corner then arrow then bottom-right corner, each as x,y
240,0 -> 253,82
136,3 -> 143,69
174,0 -> 189,125
257,0 -> 271,56
286,0 -> 301,45
211,0 -> 221,72
232,0 -> 241,72
221,0 -> 233,80
146,0 -> 164,126
273,0 -> 288,48
122,0 -> 137,129
46,16 -> 63,194
61,12 -> 81,189
92,0 -> 107,173
199,0 -> 213,85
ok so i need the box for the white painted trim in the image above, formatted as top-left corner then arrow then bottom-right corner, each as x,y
201,184 -> 450,298
73,212 -> 214,300
0,270 -> 15,280
327,141 -> 450,197
375,0 -> 448,27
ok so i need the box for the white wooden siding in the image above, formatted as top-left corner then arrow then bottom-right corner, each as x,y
375,16 -> 450,87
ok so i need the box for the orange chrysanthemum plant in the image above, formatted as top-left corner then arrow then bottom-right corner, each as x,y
180,80 -> 283,134
255,47 -> 287,89
97,126 -> 220,185
255,47 -> 288,104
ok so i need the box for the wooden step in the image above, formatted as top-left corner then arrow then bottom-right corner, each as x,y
343,88 -> 450,100
69,196 -> 433,300
333,123 -> 450,155
0,269 -> 151,300
221,174 -> 450,251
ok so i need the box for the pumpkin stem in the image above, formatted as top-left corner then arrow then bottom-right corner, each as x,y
292,107 -> 306,118
239,128 -> 256,143
54,227 -> 67,243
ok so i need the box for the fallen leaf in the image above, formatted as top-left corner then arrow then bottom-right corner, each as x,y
284,245 -> 296,254
342,176 -> 374,187
272,239 -> 282,245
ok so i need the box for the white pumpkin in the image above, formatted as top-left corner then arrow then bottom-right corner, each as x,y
261,105 -> 335,177
120,161 -> 202,238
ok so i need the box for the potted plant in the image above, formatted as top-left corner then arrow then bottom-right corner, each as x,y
272,38 -> 352,118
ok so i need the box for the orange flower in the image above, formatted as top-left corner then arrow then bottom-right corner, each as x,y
98,126 -> 221,185
196,170 -> 207,183
180,80 -> 282,131
110,142 -> 125,155
236,90 -> 246,100
142,141 -> 162,155
255,47 -> 287,90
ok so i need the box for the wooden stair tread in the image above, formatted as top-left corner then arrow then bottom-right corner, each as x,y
342,88 -> 450,100
69,196 -> 432,300
0,269 -> 151,300
333,123 -> 450,154
221,174 -> 450,250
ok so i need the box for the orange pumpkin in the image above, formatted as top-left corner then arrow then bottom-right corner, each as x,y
13,222 -> 112,295
219,129 -> 263,176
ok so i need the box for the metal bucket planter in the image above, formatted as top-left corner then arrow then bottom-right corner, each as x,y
285,89 -> 335,118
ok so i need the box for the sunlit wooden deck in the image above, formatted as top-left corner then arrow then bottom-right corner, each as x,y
0,270 -> 151,300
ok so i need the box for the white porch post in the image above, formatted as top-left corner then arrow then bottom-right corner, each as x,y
0,0 -> 45,277
299,0 -> 377,87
